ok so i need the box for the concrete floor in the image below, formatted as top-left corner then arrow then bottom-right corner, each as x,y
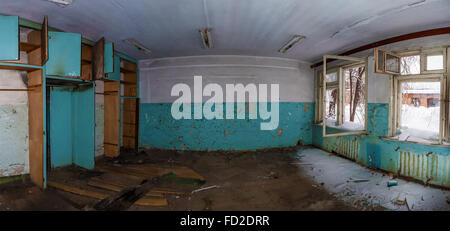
0,147 -> 448,211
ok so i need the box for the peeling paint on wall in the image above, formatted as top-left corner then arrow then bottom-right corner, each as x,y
0,96 -> 29,176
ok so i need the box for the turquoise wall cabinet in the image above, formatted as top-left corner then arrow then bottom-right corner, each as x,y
0,15 -> 19,60
46,31 -> 81,77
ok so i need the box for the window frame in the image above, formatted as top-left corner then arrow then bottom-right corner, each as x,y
388,47 -> 449,144
421,48 -> 446,74
374,48 -> 401,75
390,73 -> 447,144
322,55 -> 368,137
315,67 -> 340,124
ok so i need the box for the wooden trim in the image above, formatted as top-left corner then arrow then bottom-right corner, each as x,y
0,89 -> 31,91
41,16 -> 48,65
323,131 -> 366,137
311,27 -> 450,68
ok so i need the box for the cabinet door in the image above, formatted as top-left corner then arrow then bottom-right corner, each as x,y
92,38 -> 114,79
46,31 -> 81,77
104,42 -> 114,73
41,16 -> 49,65
106,54 -> 121,81
0,15 -> 19,61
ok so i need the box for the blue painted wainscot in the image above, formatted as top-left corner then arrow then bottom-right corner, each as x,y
313,103 -> 450,188
139,102 -> 314,151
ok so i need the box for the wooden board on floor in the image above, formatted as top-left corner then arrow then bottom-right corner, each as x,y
28,69 -> 44,188
126,164 -> 205,181
97,164 -> 205,181
87,180 -> 164,197
48,181 -> 167,207
90,176 -> 186,195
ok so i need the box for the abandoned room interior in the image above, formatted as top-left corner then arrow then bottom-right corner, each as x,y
0,0 -> 449,212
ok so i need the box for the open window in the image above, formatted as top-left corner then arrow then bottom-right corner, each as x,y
386,47 -> 449,144
390,74 -> 446,144
321,55 -> 368,137
375,48 -> 401,75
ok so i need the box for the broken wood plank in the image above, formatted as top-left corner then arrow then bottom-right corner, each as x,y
90,176 -> 186,195
48,180 -> 167,207
48,181 -> 107,200
96,166 -> 148,180
87,180 -> 164,197
93,174 -> 170,210
124,164 -> 205,181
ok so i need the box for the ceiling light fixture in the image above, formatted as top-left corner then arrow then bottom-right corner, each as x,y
278,35 -> 305,53
199,28 -> 212,49
123,39 -> 152,55
46,0 -> 72,8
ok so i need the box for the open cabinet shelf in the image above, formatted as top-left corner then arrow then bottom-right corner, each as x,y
20,41 -> 40,52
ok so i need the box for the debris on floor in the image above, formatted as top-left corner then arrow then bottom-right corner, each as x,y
387,180 -> 398,187
191,185 -> 220,194
347,178 -> 369,183
47,162 -> 205,210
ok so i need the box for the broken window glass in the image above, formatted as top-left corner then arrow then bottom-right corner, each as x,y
400,55 -> 420,75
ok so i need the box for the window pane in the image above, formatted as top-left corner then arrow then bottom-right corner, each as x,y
400,55 -> 420,75
386,53 -> 400,73
426,55 -> 443,70
343,66 -> 366,130
400,82 -> 440,140
325,88 -> 337,120
326,72 -> 337,82
377,50 -> 384,71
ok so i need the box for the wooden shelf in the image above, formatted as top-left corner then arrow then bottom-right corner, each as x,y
0,63 -> 41,72
20,42 -> 40,52
120,80 -> 137,85
120,60 -> 137,73
120,67 -> 136,73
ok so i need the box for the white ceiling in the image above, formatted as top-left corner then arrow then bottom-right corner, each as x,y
1,0 -> 450,62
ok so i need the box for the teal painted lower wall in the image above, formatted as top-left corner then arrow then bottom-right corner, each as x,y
313,103 -> 450,188
139,102 -> 314,151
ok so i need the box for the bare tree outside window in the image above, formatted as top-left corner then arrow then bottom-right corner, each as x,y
345,66 -> 365,124
326,89 -> 337,120
400,55 -> 420,75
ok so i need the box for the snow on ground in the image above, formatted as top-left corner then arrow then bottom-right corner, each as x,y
296,148 -> 450,211
398,104 -> 440,141
325,105 -> 365,131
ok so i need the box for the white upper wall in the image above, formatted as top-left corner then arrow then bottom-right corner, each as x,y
139,55 -> 314,103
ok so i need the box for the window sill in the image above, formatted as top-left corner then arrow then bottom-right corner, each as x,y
381,137 -> 450,148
